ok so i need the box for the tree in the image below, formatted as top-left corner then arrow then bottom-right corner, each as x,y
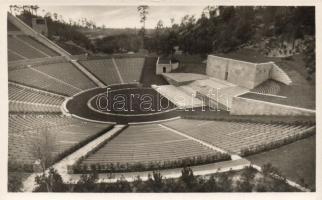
34,168 -> 67,192
8,173 -> 23,192
214,170 -> 233,192
303,37 -> 315,81
9,5 -> 13,13
137,5 -> 149,48
201,174 -> 219,192
73,172 -> 98,192
180,167 -> 196,190
146,171 -> 164,192
53,13 -> 58,21
236,166 -> 257,192
32,128 -> 55,172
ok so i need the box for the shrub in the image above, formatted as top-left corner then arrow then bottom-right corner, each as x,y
71,152 -> 230,174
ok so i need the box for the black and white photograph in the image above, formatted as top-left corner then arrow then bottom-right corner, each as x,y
1,0 -> 320,198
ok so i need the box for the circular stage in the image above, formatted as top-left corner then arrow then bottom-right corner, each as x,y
64,84 -> 179,124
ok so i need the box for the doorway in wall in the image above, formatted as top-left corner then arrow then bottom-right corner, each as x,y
225,71 -> 228,80
163,67 -> 166,73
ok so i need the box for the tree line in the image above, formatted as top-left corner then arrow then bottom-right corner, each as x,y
10,5 -> 315,77
145,6 -> 314,56
9,164 -> 301,192
14,9 -> 95,53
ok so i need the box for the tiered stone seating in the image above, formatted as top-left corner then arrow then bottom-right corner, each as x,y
8,50 -> 24,61
114,57 -> 145,82
9,83 -> 65,105
9,114 -> 78,132
162,119 -> 312,154
251,80 -> 281,95
7,21 -> 20,31
9,101 -> 61,113
8,35 -> 48,59
9,67 -> 80,96
9,114 -> 111,166
82,124 -> 220,165
80,59 -> 121,85
32,62 -> 96,89
17,35 -> 59,57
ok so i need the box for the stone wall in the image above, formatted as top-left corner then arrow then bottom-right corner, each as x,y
206,55 -> 268,89
270,63 -> 292,85
254,63 -> 273,86
206,55 -> 292,89
230,96 -> 315,116
206,55 -> 228,80
226,60 -> 257,89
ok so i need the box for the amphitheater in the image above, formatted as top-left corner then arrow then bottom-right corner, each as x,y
6,13 -> 316,191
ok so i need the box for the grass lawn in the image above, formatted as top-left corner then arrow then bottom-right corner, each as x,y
246,135 -> 316,190
173,54 -> 206,74
240,90 -> 315,110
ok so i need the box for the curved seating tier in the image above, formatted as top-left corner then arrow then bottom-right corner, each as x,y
80,59 -> 121,85
9,67 -> 80,96
9,114 -> 78,133
251,80 -> 281,95
8,50 -> 24,61
9,101 -> 61,113
162,119 -> 312,154
114,57 -> 145,83
9,114 -> 111,166
82,124 -> 220,165
8,21 -> 20,31
17,35 -> 60,57
8,35 -> 48,59
9,83 -> 65,105
32,62 -> 96,90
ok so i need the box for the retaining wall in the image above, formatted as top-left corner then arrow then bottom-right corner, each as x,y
270,62 -> 292,85
206,55 -> 292,89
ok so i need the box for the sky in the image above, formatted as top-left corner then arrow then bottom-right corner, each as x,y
38,6 -> 205,28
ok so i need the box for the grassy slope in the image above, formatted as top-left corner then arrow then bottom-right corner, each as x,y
246,135 -> 316,190
172,54 -> 206,74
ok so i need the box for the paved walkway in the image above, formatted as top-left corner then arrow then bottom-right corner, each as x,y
71,60 -> 106,88
112,58 -> 124,83
251,164 -> 311,192
70,158 -> 251,183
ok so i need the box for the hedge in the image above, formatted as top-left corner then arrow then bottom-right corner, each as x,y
69,152 -> 231,174
240,127 -> 315,156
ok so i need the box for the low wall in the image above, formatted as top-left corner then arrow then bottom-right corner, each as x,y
254,63 -> 272,86
206,55 -> 228,80
230,96 -> 315,116
206,55 -> 271,89
270,63 -> 292,85
206,55 -> 292,89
